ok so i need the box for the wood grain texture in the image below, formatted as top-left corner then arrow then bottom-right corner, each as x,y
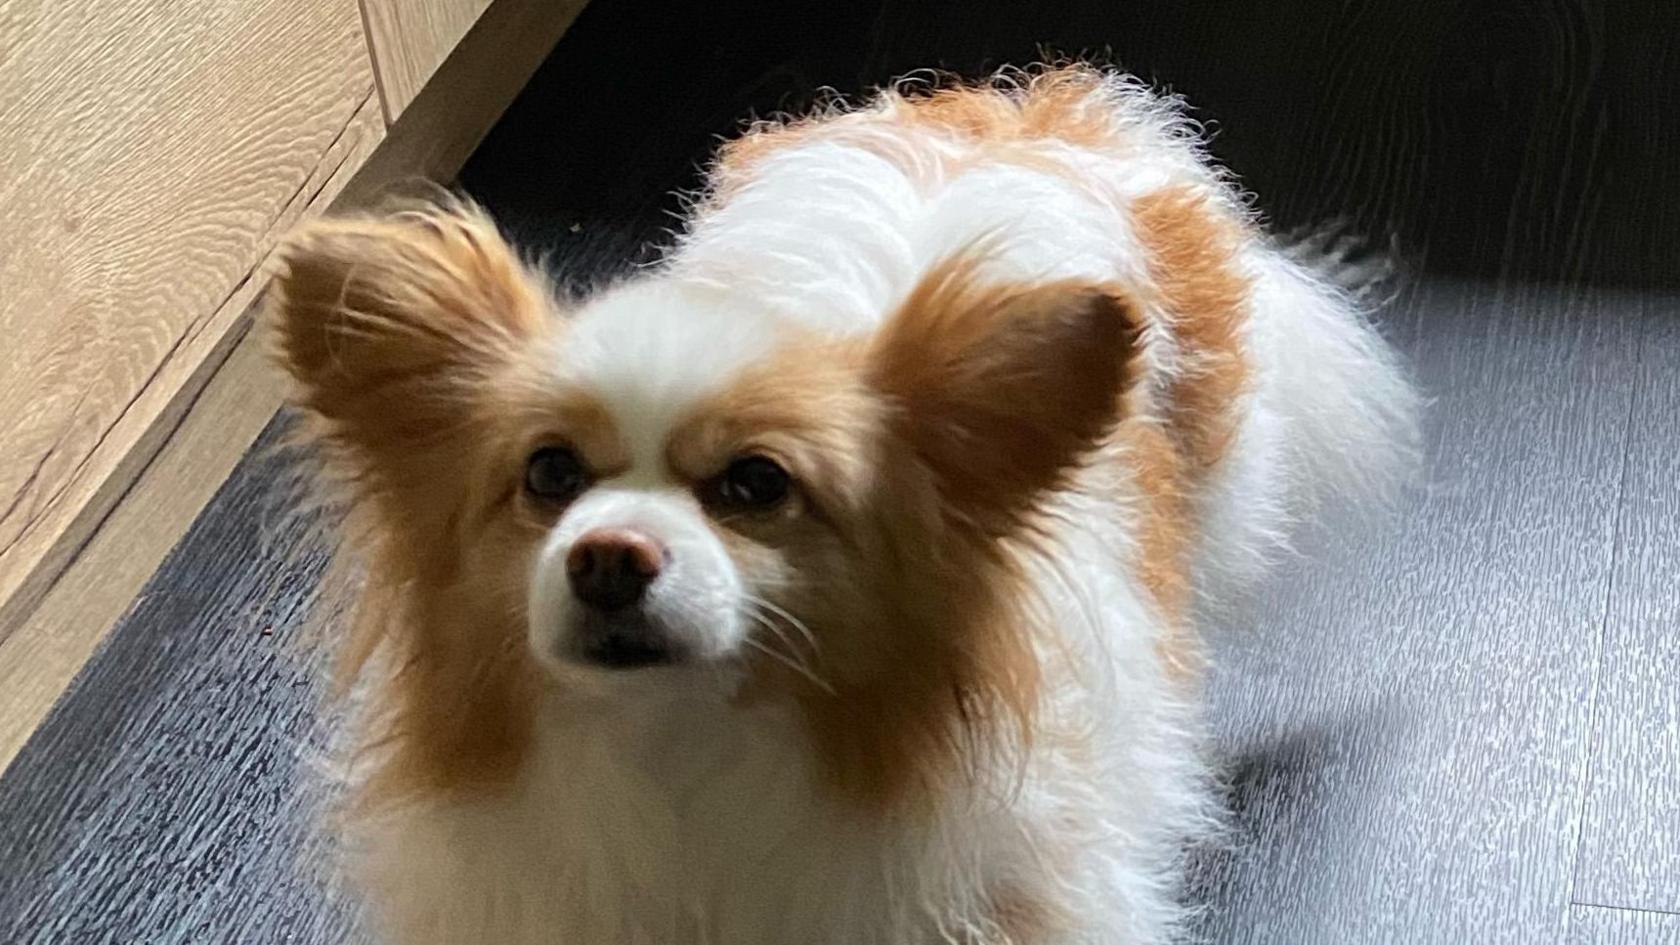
0,0 -> 378,640
1568,906 -> 1680,945
1571,299 -> 1680,913
360,0 -> 495,121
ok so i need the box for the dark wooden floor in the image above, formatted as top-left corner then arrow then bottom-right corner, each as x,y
3,0 -> 1677,942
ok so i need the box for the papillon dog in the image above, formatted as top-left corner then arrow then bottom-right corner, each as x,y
266,64 -> 1418,945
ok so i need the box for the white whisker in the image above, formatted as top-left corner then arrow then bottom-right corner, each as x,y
741,636 -> 835,695
750,596 -> 819,655
742,613 -> 834,694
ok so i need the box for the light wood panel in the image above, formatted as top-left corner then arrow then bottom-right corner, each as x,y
360,0 -> 494,121
0,0 -> 378,641
0,89 -> 380,770
0,0 -> 588,775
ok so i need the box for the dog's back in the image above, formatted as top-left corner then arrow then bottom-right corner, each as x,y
677,63 -> 1420,611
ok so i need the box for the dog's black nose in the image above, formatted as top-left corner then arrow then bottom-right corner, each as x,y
566,528 -> 663,611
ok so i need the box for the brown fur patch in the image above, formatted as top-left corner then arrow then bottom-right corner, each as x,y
868,255 -> 1143,541
1121,185 -> 1252,676
266,201 -> 561,808
522,390 -> 630,479
1110,417 -> 1200,678
838,262 -> 1141,805
670,257 -> 1141,809
712,65 -> 1125,195
977,885 -> 1063,944
899,66 -> 1122,149
1131,186 -> 1253,474
665,338 -> 876,505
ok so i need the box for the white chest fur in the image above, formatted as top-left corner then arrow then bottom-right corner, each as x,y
352,534 -> 1205,945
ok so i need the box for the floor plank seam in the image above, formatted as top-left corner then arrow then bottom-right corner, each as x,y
1558,323 -> 1647,913
1572,901 -> 1680,919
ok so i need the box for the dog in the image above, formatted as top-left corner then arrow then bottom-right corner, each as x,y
266,64 -> 1418,945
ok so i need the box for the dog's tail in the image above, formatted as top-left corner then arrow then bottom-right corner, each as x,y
1261,228 -> 1421,513
1192,229 -> 1422,601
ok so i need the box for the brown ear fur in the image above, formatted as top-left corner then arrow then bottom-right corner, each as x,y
265,200 -> 552,448
264,203 -> 555,806
779,257 -> 1143,809
868,255 -> 1143,538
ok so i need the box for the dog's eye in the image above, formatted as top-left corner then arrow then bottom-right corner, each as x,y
525,446 -> 589,503
711,455 -> 791,510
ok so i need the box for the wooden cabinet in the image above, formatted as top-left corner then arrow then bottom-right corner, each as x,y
363,0 -> 499,120
0,0 -> 588,709
0,0 -> 381,635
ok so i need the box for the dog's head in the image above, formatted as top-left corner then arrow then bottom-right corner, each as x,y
269,200 -> 1138,805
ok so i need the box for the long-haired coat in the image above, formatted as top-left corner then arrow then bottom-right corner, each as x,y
266,64 -> 1418,945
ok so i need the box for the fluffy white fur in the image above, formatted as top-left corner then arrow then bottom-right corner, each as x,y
331,68 -> 1418,945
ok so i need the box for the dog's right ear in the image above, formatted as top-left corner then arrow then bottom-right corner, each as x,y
867,255 -> 1142,541
265,201 -> 552,448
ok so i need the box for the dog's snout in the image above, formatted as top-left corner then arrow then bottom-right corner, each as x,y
566,528 -> 664,611
530,496 -> 739,675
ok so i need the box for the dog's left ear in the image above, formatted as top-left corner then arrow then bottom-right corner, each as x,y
868,257 -> 1142,537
